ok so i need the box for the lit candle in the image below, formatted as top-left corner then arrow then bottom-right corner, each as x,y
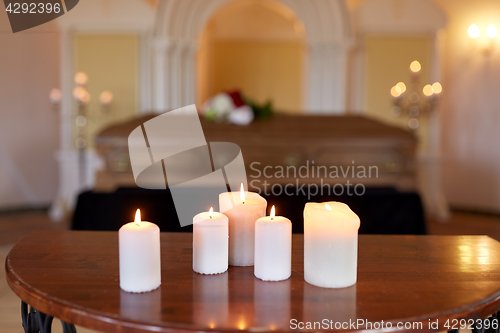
119,209 -> 161,293
219,184 -> 267,266
410,60 -> 421,74
254,206 -> 292,281
432,82 -> 442,95
423,84 -> 434,98
303,202 -> 360,288
193,207 -> 229,274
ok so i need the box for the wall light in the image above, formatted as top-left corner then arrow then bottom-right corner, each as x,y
487,24 -> 497,39
468,24 -> 497,54
468,24 -> 480,39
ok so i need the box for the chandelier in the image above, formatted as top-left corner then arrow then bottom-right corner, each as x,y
389,60 -> 442,130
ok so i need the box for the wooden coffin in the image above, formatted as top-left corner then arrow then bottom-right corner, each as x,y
93,114 -> 417,192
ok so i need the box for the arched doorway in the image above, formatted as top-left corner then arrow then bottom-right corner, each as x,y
152,0 -> 352,113
197,0 -> 305,113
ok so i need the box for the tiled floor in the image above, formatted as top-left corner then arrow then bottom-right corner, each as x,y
0,210 -> 68,245
0,245 -> 23,333
1,209 -> 498,332
0,211 -> 98,333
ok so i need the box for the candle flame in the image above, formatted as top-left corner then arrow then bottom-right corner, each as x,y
270,205 -> 275,219
134,209 -> 141,226
432,82 -> 442,94
209,207 -> 213,219
325,203 -> 332,211
237,319 -> 246,330
240,183 -> 245,203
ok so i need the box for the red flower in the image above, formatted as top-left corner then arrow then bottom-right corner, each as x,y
227,90 -> 245,108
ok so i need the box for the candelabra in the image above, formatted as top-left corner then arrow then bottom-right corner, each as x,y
50,72 -> 114,188
390,60 -> 442,130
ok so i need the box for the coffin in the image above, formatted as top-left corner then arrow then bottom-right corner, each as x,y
93,113 -> 417,192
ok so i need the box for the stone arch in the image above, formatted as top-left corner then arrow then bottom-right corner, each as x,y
152,0 -> 353,113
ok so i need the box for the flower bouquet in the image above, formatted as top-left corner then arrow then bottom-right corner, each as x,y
202,91 -> 274,125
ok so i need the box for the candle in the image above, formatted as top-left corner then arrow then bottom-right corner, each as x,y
193,207 -> 229,274
119,209 -> 161,293
410,60 -> 421,74
219,184 -> 267,266
303,202 -> 360,288
254,206 -> 292,281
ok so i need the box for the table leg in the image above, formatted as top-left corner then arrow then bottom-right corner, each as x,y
21,301 -> 77,333
447,311 -> 500,333
471,311 -> 500,333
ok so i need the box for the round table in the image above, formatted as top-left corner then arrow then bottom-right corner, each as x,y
6,231 -> 500,332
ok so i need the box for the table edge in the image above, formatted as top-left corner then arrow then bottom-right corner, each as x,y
5,231 -> 500,333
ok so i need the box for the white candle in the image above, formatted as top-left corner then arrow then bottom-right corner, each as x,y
254,206 -> 291,281
119,209 -> 161,293
219,184 -> 267,266
303,202 -> 360,288
193,207 -> 229,274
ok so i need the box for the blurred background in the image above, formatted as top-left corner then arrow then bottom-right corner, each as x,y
1,0 -> 500,242
2,1 -> 500,331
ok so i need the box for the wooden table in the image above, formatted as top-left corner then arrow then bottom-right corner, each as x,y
6,231 -> 500,332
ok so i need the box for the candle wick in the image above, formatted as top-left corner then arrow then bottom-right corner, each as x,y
271,217 -> 274,221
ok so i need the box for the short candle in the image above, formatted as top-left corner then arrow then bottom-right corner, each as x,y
219,184 -> 267,266
193,207 -> 229,275
119,209 -> 161,293
303,202 -> 360,288
254,206 -> 292,281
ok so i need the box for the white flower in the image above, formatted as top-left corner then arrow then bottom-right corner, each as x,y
210,93 -> 235,114
213,93 -> 235,114
229,105 -> 254,125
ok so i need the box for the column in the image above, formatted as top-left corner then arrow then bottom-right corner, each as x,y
184,42 -> 197,106
169,42 -> 184,109
152,38 -> 170,113
306,44 -> 322,113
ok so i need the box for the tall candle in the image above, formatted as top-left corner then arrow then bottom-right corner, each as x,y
303,202 -> 360,288
193,207 -> 229,274
254,206 -> 291,281
119,209 -> 161,293
219,184 -> 267,266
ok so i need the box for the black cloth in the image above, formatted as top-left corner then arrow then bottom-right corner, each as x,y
72,187 -> 425,234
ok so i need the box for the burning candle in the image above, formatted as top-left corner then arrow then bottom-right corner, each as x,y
193,207 -> 229,274
303,202 -> 360,288
119,209 -> 161,293
219,184 -> 267,266
254,206 -> 292,281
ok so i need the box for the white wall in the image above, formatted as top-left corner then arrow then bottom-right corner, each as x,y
0,11 -> 60,208
433,0 -> 500,212
351,0 -> 500,212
